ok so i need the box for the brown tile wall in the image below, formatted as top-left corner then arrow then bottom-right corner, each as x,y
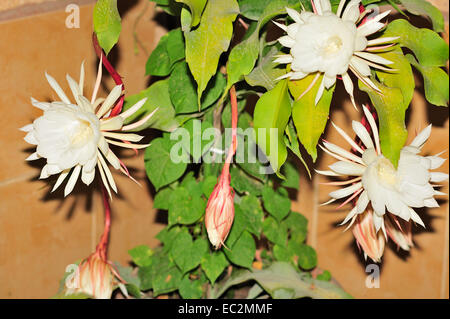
0,0 -> 448,298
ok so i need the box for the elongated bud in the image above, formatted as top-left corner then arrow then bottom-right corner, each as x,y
385,214 -> 414,251
65,251 -> 119,299
352,210 -> 385,263
205,173 -> 235,249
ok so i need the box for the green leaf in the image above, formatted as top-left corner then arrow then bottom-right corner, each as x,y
177,119 -> 215,162
238,0 -> 273,20
168,187 -> 206,225
317,270 -> 332,281
169,62 -> 226,114
153,187 -> 174,210
261,186 -> 290,222
176,0 -> 207,26
225,205 -> 247,247
180,172 -> 204,198
156,226 -> 183,252
123,79 -> 187,132
284,121 -> 311,178
202,175 -> 218,198
227,0 -> 291,87
254,79 -> 292,174
283,211 -> 308,243
295,244 -> 317,270
383,19 -> 449,67
376,47 -> 415,109
185,0 -> 239,105
289,73 -> 335,162
151,251 -> 183,296
146,28 -> 185,76
201,251 -> 229,284
230,165 -> 263,196
93,0 -> 121,55
245,46 -> 286,90
280,161 -> 300,190
406,54 -> 449,107
273,244 -> 295,263
211,262 -> 352,299
170,231 -> 208,273
224,231 -> 256,269
359,79 -> 407,167
128,245 -> 154,267
179,275 -> 204,298
144,134 -> 188,190
238,195 -> 264,236
398,0 -> 445,32
152,0 -> 183,15
263,216 -> 288,246
138,265 -> 153,291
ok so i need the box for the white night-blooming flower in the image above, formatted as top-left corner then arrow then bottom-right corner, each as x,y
274,0 -> 398,107
21,60 -> 157,197
317,105 -> 448,236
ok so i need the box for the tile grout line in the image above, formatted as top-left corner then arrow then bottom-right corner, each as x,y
440,204 -> 449,298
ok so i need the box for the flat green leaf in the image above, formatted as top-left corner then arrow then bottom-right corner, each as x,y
123,79 -> 187,132
225,205 -> 247,248
406,54 -> 449,107
295,244 -> 317,270
230,165 -> 264,196
261,186 -> 291,221
245,46 -> 286,90
168,187 -> 206,225
383,19 -> 448,67
153,187 -> 174,210
177,119 -> 214,162
151,252 -> 183,296
138,266 -> 153,291
144,134 -> 188,190
273,244 -> 295,263
185,0 -> 239,105
202,175 -> 218,198
227,0 -> 291,87
93,0 -> 121,55
263,216 -> 288,246
128,245 -> 154,267
176,0 -> 207,26
224,231 -> 256,269
284,121 -> 311,178
359,79 -> 407,167
317,270 -> 332,281
283,211 -> 308,243
280,161 -> 300,190
398,0 -> 445,32
254,79 -> 292,174
211,262 -> 352,299
152,0 -> 183,15
289,73 -> 335,162
238,195 -> 264,236
170,231 -> 208,273
201,251 -> 229,284
179,276 -> 204,298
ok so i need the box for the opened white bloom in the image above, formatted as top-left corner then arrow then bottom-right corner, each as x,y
21,60 -> 156,197
274,0 -> 397,106
317,105 -> 448,236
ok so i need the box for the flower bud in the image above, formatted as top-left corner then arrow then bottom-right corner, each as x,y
205,174 -> 235,249
65,251 -> 118,299
352,210 -> 385,262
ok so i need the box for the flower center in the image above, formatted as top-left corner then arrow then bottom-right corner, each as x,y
71,119 -> 94,148
322,35 -> 343,57
375,157 -> 397,186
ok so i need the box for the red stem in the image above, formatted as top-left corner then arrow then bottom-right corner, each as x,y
97,186 -> 112,260
222,86 -> 238,176
92,33 -> 124,117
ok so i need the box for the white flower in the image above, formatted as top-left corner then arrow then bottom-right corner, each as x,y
21,60 -> 157,197
317,105 -> 448,236
274,0 -> 398,106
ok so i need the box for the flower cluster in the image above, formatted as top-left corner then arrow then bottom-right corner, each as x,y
318,105 -> 448,261
274,0 -> 397,107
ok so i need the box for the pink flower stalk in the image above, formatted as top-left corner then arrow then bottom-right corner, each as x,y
385,214 -> 414,251
65,187 -> 125,299
352,210 -> 385,263
205,86 -> 238,249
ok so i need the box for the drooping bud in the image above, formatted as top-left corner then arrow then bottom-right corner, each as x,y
385,214 -> 414,251
205,172 -> 235,249
352,210 -> 385,263
65,251 -> 120,299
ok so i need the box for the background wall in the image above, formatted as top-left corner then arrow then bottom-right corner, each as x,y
0,0 -> 448,298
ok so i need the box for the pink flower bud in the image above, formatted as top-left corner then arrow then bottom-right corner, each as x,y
205,173 -> 235,249
65,251 -> 120,299
352,210 -> 385,262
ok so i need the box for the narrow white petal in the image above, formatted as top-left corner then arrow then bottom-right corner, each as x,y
81,167 -> 95,186
120,98 -> 148,120
430,172 -> 449,182
336,0 -> 346,17
97,158 -> 112,199
52,169 -> 70,192
66,74 -> 82,105
105,150 -> 121,170
424,198 -> 439,208
409,124 -> 432,148
314,76 -> 325,105
408,207 -> 425,228
350,56 -> 371,77
356,190 -> 369,213
367,37 -> 400,46
45,72 -> 71,104
352,121 -> 375,150
20,124 -> 33,132
329,182 -> 363,199
79,61 -> 85,96
274,55 -> 294,64
331,121 -> 365,154
341,72 -> 356,109
315,169 -> 341,176
354,51 -> 393,65
272,20 -> 287,31
64,165 -> 81,197
105,139 -> 150,149
342,0 -> 360,23
329,161 -> 366,176
322,141 -> 364,164
26,152 -> 40,161
427,155 -> 446,169
286,7 -> 302,23
339,206 -> 358,225
362,105 -> 381,154
278,35 -> 296,48
31,97 -> 50,111
121,108 -> 158,131
24,131 -> 38,145
98,153 -> 118,193
102,131 -> 144,142
96,85 -> 123,118
100,117 -> 124,131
